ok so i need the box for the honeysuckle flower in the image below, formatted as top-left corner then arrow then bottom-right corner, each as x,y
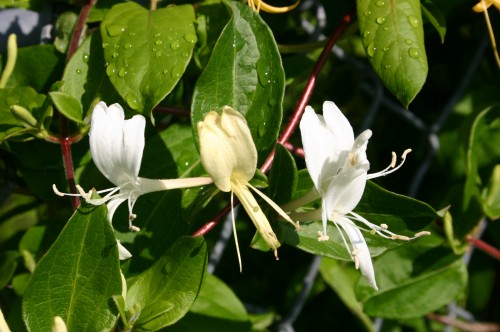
284,101 -> 429,289
197,106 -> 298,270
54,101 -> 213,259
247,0 -> 299,13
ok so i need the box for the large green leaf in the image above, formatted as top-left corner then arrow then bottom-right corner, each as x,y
320,258 -> 375,332
281,181 -> 438,260
170,274 -> 251,332
357,0 -> 428,106
191,0 -> 285,159
22,204 -> 122,331
101,2 -> 196,118
61,31 -> 121,119
268,144 -> 298,205
125,236 -> 207,331
355,235 -> 467,319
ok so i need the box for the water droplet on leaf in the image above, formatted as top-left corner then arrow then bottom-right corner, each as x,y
407,15 -> 419,28
171,64 -> 184,79
82,53 -> 89,63
118,68 -> 127,77
363,30 -> 371,38
376,0 -> 385,6
75,69 -> 82,75
363,10 -> 372,16
183,33 -> 197,44
102,42 -> 108,48
126,93 -> 140,110
405,39 -> 413,45
366,42 -> 376,57
376,17 -> 385,24
112,52 -> 119,58
106,25 -> 125,37
124,43 -> 132,49
106,63 -> 116,76
170,41 -> 180,50
408,47 -> 420,59
155,40 -> 163,46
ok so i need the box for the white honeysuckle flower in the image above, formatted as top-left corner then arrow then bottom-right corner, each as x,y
53,101 -> 213,260
284,101 -> 427,290
197,106 -> 299,270
51,316 -> 67,332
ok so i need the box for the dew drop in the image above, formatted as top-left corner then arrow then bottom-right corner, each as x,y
384,64 -> 391,69
363,30 -> 371,38
155,51 -> 162,58
383,46 -> 389,52
376,17 -> 386,24
408,47 -> 420,59
407,15 -> 419,28
170,41 -> 181,50
128,31 -> 136,37
258,122 -> 266,137
102,42 -> 108,48
366,42 -> 376,57
112,52 -> 119,58
124,43 -> 132,49
106,63 -> 116,76
155,39 -> 163,46
154,33 -> 161,38
82,53 -> 89,63
163,69 -> 169,74
181,51 -> 189,58
75,69 -> 82,75
405,39 -> 413,45
171,64 -> 184,79
363,10 -> 372,16
113,44 -> 119,49
257,66 -> 271,86
126,93 -> 140,110
383,26 -> 389,31
376,0 -> 385,6
152,47 -> 157,52
106,25 -> 125,37
183,33 -> 198,44
118,68 -> 127,77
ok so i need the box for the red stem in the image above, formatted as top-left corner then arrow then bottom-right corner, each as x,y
466,236 -> 500,260
260,10 -> 354,173
192,10 -> 355,237
58,0 -> 96,208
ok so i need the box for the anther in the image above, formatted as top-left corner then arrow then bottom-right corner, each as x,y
129,225 -> 140,232
317,231 -> 330,241
353,255 -> 360,270
391,235 -> 411,241
415,231 -> 431,237
402,148 -> 412,159
274,249 -> 279,261
52,184 -> 65,197
129,213 -> 137,221
380,223 -> 388,229
390,152 -> 397,168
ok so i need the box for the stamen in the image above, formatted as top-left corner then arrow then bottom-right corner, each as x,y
317,231 -> 330,241
366,149 -> 412,180
390,152 -> 397,168
352,248 -> 361,256
274,248 -> 279,261
380,223 -> 388,229
52,184 -> 65,197
415,231 -> 431,237
391,235 -> 411,241
129,225 -> 140,232
231,191 -> 243,273
353,255 -> 360,270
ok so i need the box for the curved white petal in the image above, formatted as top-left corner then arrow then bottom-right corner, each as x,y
299,106 -> 336,191
322,101 -> 354,151
106,197 -> 127,223
117,240 -> 132,260
337,218 -> 378,290
89,102 -> 145,186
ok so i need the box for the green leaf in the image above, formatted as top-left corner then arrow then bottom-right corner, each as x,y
0,87 -> 46,141
0,0 -> 45,10
268,144 -> 298,205
7,45 -> 65,92
320,258 -> 375,332
191,0 -> 285,159
101,2 -> 196,118
54,11 -> 78,54
483,165 -> 500,219
421,1 -> 446,43
125,236 -> 207,331
355,235 -> 467,319
464,106 -> 500,211
357,0 -> 428,106
0,193 -> 39,245
0,251 -> 19,290
170,274 -> 251,332
61,31 -> 121,118
49,91 -> 84,124
281,181 -> 438,260
22,204 -> 122,331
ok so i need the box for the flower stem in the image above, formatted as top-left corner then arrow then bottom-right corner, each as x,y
260,9 -> 355,173
466,235 -> 500,260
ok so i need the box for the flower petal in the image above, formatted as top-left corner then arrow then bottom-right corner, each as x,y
198,107 -> 257,192
117,240 -> 132,260
337,217 -> 378,290
89,102 -> 145,186
322,101 -> 354,151
106,197 -> 127,223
